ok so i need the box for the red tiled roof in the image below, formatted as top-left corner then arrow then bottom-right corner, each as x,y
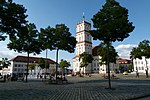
92,46 -> 99,56
118,58 -> 132,63
73,46 -> 99,59
73,55 -> 79,59
10,56 -> 56,64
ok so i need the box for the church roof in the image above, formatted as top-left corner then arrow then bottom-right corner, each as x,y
73,46 -> 99,59
73,55 -> 79,59
92,46 -> 99,56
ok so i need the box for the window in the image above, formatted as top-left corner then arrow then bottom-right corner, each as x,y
97,63 -> 99,67
14,68 -> 17,71
87,35 -> 89,41
138,61 -> 140,64
94,63 -> 96,67
15,64 -> 17,67
79,37 -> 81,42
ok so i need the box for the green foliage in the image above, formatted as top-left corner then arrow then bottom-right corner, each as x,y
130,40 -> 150,59
79,52 -> 93,68
91,0 -> 134,88
28,63 -> 36,70
130,47 -> 142,59
39,26 -> 55,50
98,42 -> 118,65
39,24 -> 76,52
39,24 -> 76,79
0,58 -> 10,70
53,24 -> 76,53
38,58 -> 49,69
91,0 -> 135,43
7,23 -> 41,82
0,0 -> 28,41
7,23 -> 41,55
128,64 -> 133,72
138,40 -> 150,58
59,59 -> 70,69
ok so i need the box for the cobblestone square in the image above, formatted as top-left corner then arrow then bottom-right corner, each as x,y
0,74 -> 150,100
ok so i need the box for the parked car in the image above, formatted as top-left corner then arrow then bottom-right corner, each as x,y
123,71 -> 128,75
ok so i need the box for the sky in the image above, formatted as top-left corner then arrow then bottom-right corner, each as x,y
0,0 -> 150,67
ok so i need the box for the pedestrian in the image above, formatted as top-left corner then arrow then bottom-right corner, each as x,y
136,71 -> 139,78
40,75 -> 42,79
145,69 -> 149,78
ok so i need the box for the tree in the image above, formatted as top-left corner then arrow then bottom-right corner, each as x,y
7,23 -> 42,82
0,0 -> 28,41
38,58 -> 49,70
28,63 -> 36,76
39,24 -> 76,79
52,24 -> 76,79
79,52 -> 93,74
128,64 -> 133,72
130,47 -> 142,59
0,58 -> 10,75
59,59 -> 70,77
39,26 -> 55,79
38,58 -> 50,79
39,26 -> 55,51
98,42 -> 118,65
130,40 -> 150,78
91,0 -> 135,89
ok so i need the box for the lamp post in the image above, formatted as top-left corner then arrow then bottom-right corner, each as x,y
135,59 -> 139,78
55,48 -> 59,80
0,63 -> 3,76
145,59 -> 148,78
44,49 -> 48,79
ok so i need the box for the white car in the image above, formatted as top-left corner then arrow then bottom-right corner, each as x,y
123,71 -> 128,75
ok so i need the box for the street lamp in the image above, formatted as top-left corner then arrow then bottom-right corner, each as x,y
141,49 -> 149,78
44,49 -> 48,79
145,59 -> 148,78
55,47 -> 59,80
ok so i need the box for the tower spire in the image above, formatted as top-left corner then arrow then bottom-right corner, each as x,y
83,12 -> 85,21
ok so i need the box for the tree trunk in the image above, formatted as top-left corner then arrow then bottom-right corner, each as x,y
26,52 -> 29,82
145,60 -> 149,78
61,68 -> 64,79
107,42 -> 111,89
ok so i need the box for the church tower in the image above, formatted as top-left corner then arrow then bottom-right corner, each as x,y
76,18 -> 92,55
73,16 -> 92,74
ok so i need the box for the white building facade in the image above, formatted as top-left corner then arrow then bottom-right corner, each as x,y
133,56 -> 150,73
0,56 -> 57,78
73,19 -> 115,74
73,19 -> 93,74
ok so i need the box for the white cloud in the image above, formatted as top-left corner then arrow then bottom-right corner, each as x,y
115,44 -> 137,59
0,50 -> 26,59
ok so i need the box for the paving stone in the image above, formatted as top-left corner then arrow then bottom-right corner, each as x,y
0,74 -> 150,100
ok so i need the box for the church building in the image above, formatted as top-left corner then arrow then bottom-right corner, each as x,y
73,18 -> 115,74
